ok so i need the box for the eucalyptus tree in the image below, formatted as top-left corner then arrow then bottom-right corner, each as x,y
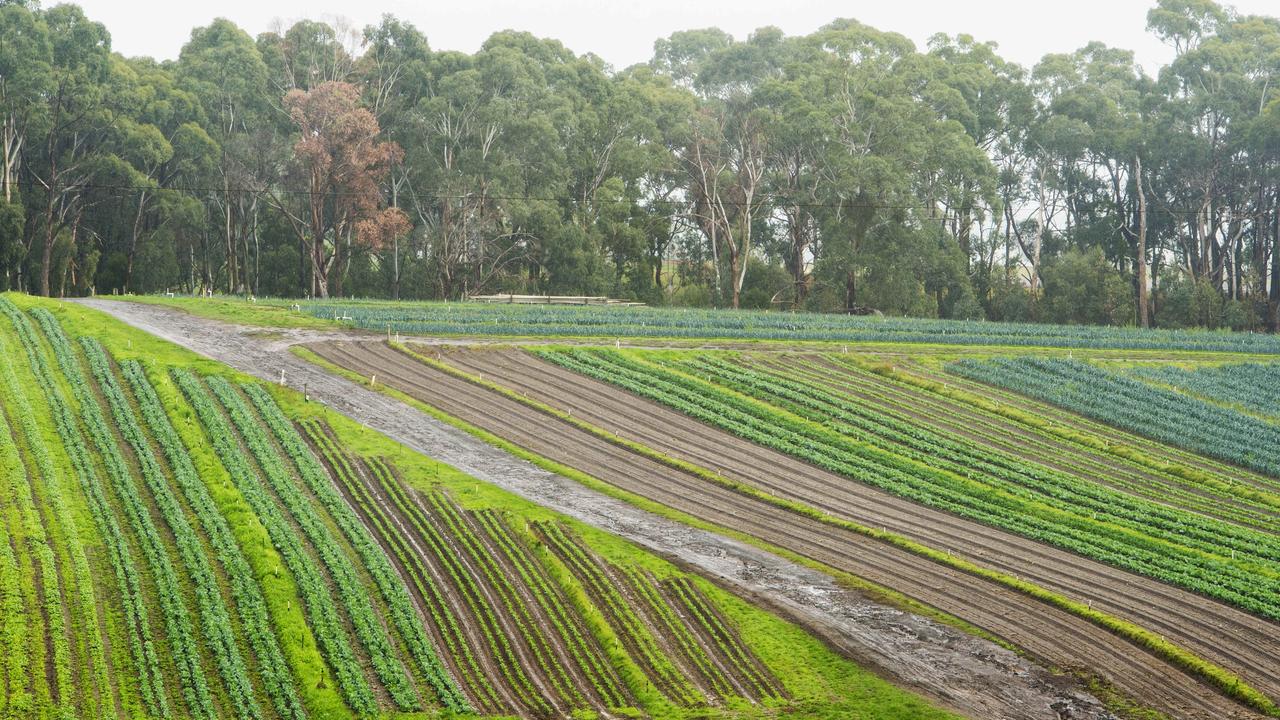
0,1 -> 51,289
1148,0 -> 1279,325
176,18 -> 274,293
20,3 -> 111,296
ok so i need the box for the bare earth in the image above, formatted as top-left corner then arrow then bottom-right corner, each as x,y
76,297 -> 1124,720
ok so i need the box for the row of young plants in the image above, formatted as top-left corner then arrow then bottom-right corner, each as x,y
31,308 -> 217,718
0,350 -> 74,719
120,360 -> 309,720
0,517 -> 31,718
618,565 -> 735,701
204,376 -> 420,712
172,369 -> 380,716
298,298 -> 1280,353
886,359 -> 1280,500
951,357 -> 1280,480
302,426 -> 503,716
0,326 -> 113,719
660,575 -> 782,702
1131,362 -> 1280,419
695,355 -> 1280,568
243,385 -> 467,713
533,521 -> 703,707
0,412 -> 41,718
0,300 -> 169,718
80,338 -> 261,720
471,507 -> 630,710
541,349 -> 1280,621
428,492 -> 581,711
801,356 -> 1280,530
362,456 -> 553,717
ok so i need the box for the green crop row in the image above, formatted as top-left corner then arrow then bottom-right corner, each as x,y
32,308 -> 216,719
427,493 -> 580,709
472,508 -> 630,710
0,350 -> 75,719
662,575 -> 782,701
243,386 -> 466,713
533,521 -> 702,707
620,565 -> 734,701
868,359 -> 1280,511
212,380 -> 417,712
172,369 -> 379,716
0,433 -> 34,718
546,349 -> 1280,621
699,355 -> 1280,569
952,357 -> 1280,481
357,456 -> 506,713
121,360 -> 307,720
1132,362 -> 1280,420
804,356 -> 1280,529
298,298 -> 1280,353
301,425 -> 500,714
81,338 -> 261,720
0,326 -> 112,719
0,301 -> 169,718
363,456 -> 551,716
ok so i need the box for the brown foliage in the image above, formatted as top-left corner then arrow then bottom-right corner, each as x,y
281,81 -> 404,296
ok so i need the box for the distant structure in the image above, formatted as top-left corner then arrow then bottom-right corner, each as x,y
466,294 -> 645,307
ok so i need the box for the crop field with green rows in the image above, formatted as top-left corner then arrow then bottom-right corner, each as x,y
0,294 -> 944,720
240,296 -> 1280,352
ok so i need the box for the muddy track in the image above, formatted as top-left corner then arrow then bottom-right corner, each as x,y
444,346 -> 1280,703
81,297 -> 1144,720
312,339 -> 1260,720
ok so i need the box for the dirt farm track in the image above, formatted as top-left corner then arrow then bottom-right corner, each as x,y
80,298 -> 1277,720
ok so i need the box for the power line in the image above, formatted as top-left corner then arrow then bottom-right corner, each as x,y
5,177 -> 1260,217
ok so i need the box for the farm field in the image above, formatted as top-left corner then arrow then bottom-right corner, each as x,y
41,293 -> 1280,720
303,337 -> 1280,720
0,293 -> 952,720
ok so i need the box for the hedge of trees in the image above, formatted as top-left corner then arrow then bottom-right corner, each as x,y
1,0 -> 1278,329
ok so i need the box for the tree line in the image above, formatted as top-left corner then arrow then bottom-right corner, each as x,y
1,0 -> 1278,330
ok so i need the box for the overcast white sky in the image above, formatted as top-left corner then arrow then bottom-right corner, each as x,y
74,0 -> 1278,74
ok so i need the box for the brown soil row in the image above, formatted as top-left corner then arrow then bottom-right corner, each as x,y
309,339 -> 1264,720
445,345 -> 1280,703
